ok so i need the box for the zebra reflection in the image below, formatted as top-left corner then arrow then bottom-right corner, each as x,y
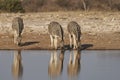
48,50 -> 64,77
12,50 -> 23,80
67,50 -> 81,77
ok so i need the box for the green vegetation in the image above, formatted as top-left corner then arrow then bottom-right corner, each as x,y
0,0 -> 24,12
0,0 -> 120,12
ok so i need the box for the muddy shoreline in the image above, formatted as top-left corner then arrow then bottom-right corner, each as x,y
0,32 -> 120,50
0,12 -> 120,50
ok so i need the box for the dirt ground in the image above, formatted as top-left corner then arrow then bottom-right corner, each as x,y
0,32 -> 120,50
0,11 -> 120,50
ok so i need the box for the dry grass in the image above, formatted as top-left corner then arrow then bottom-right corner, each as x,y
0,11 -> 120,34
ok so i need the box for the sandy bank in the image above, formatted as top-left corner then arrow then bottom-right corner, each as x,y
0,11 -> 120,50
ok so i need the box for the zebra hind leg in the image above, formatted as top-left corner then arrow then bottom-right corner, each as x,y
50,35 -> 54,48
54,36 -> 58,49
73,34 -> 78,49
69,34 -> 72,49
14,31 -> 18,45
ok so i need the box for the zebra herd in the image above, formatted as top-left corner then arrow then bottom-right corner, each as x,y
12,17 -> 81,50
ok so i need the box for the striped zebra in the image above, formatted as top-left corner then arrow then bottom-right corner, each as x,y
48,21 -> 64,49
12,17 -> 24,46
67,21 -> 81,49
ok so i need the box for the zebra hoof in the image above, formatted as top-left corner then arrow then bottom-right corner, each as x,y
73,47 -> 77,50
18,43 -> 21,46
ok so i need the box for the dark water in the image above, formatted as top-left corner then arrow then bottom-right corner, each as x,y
0,50 -> 120,80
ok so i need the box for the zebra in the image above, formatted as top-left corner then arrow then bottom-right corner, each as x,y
67,21 -> 81,49
48,21 -> 64,49
12,17 -> 24,46
12,50 -> 23,80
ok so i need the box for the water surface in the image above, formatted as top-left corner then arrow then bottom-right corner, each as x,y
0,50 -> 120,80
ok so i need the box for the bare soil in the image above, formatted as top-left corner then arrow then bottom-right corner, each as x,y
0,11 -> 120,50
0,32 -> 120,50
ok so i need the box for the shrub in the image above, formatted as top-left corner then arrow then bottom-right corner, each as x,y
112,4 -> 120,11
55,0 -> 70,7
0,0 -> 24,13
22,0 -> 45,12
